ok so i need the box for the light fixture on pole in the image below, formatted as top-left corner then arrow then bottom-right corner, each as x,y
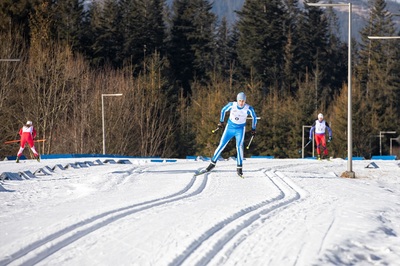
379,131 -> 396,156
0,59 -> 20,62
102,93 -> 123,155
305,2 -> 354,177
368,14 -> 400,40
368,36 -> 400,39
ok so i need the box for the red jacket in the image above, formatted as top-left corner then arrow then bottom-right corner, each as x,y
19,126 -> 37,141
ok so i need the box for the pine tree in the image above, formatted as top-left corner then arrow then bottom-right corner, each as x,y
189,0 -> 216,82
330,81 -> 374,158
320,3 -> 347,106
236,0 -> 286,90
167,0 -> 216,96
299,2 -> 330,110
356,0 -> 400,153
215,17 -> 232,78
120,0 -> 166,70
90,0 -> 123,67
50,0 -> 86,51
282,0 -> 304,94
0,0 -> 35,40
293,80 -> 318,157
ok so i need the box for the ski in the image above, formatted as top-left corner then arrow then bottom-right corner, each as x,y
16,159 -> 40,163
194,170 -> 209,176
317,158 -> 332,162
237,167 -> 244,178
195,170 -> 245,178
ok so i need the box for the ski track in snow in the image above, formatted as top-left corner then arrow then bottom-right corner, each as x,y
1,158 -> 399,265
0,165 -> 208,266
1,162 -> 306,266
171,169 -> 305,266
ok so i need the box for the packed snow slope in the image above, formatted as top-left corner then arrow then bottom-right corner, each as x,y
1,157 -> 400,266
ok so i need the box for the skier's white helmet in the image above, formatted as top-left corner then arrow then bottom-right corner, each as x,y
237,92 -> 246,101
26,120 -> 32,126
318,113 -> 323,119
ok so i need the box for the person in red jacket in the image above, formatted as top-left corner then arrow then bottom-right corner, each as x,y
309,113 -> 332,160
16,120 -> 40,163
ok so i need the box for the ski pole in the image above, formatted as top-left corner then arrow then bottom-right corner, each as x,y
211,127 -> 220,133
304,139 -> 312,149
4,139 -> 46,144
3,139 -> 20,144
26,143 -> 34,159
298,139 -> 312,154
246,135 -> 254,149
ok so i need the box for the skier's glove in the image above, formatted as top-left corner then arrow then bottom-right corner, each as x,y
309,136 -> 313,140
218,122 -> 225,129
251,129 -> 256,136
328,136 -> 332,142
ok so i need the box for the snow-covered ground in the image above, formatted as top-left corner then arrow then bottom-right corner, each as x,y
1,157 -> 399,266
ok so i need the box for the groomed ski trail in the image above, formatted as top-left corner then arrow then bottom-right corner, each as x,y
0,166 -> 210,266
170,169 -> 307,266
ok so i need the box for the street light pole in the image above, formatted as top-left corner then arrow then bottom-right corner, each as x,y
347,3 -> 353,176
102,93 -> 123,155
306,2 -> 354,177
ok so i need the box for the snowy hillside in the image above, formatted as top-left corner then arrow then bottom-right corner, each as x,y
1,157 -> 399,265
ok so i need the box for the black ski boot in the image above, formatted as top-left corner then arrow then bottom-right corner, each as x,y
237,167 -> 243,178
206,161 -> 216,172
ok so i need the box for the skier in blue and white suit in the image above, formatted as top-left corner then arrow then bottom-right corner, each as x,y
205,92 -> 257,176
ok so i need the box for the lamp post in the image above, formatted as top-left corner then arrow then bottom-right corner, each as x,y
102,93 -> 123,154
379,131 -> 396,156
306,2 -> 354,177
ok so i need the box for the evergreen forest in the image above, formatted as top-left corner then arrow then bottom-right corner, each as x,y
1,0 -> 399,159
